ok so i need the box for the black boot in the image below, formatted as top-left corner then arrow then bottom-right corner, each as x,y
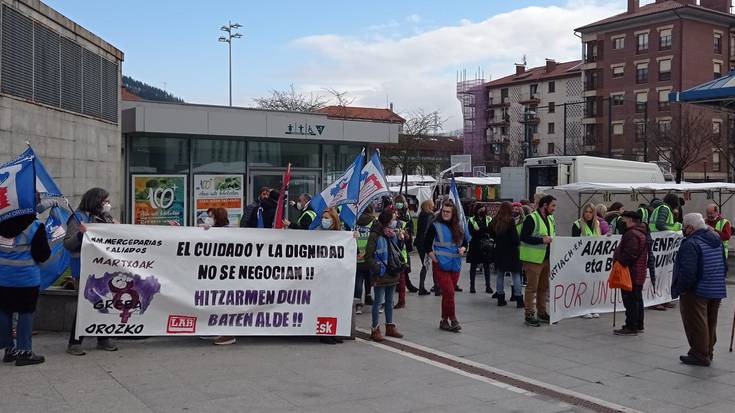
516,296 -> 524,309
15,350 -> 45,366
509,295 -> 517,302
2,347 -> 17,363
497,293 -> 507,307
405,275 -> 419,293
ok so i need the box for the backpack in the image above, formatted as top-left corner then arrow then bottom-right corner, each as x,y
378,236 -> 406,277
479,233 -> 495,261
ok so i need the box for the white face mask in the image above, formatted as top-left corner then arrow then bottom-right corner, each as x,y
389,220 -> 398,229
296,202 -> 303,210
321,218 -> 333,229
204,217 -> 214,226
101,203 -> 112,214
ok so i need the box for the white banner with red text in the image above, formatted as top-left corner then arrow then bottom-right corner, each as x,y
549,232 -> 682,323
76,224 -> 356,337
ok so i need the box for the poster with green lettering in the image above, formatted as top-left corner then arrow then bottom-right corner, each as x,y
132,175 -> 187,226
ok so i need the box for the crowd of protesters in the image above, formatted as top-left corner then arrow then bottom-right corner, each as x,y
0,182 -> 730,368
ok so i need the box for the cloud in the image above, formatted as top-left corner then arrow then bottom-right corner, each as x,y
289,1 -> 625,130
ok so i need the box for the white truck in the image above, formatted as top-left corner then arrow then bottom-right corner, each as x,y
500,156 -> 667,201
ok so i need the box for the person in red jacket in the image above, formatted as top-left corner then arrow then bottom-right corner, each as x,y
612,210 -> 649,336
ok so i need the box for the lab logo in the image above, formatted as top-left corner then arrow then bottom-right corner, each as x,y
316,317 -> 337,335
285,123 -> 325,136
167,315 -> 197,334
85,271 -> 161,323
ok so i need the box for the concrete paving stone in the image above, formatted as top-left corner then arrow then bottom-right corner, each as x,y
603,375 -> 715,409
481,395 -> 581,413
632,367 -> 709,387
133,386 -> 213,409
557,365 -> 625,383
570,383 -> 686,413
691,401 -> 735,413
533,372 -> 595,389
149,393 -> 294,413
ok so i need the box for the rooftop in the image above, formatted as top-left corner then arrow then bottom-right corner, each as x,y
576,0 -> 735,32
484,60 -> 582,89
316,106 -> 406,124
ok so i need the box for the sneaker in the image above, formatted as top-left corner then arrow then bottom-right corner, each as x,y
439,320 -> 453,331
15,350 -> 45,366
470,286 -> 476,294
679,354 -> 710,367
379,305 -> 384,314
537,313 -> 550,324
418,288 -> 430,296
320,337 -> 338,345
364,295 -> 374,305
355,304 -> 363,315
613,328 -> 638,336
213,336 -> 236,345
96,338 -> 118,352
591,313 -> 600,318
525,315 -> 541,327
581,313 -> 595,319
450,320 -> 462,332
651,304 -> 667,311
66,344 -> 86,356
486,286 -> 494,294
454,285 -> 463,292
2,347 -> 17,363
663,302 -> 675,309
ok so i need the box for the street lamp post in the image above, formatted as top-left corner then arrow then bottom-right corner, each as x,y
218,21 -> 243,107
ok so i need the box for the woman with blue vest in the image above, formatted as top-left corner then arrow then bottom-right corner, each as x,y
423,199 -> 467,332
63,188 -> 119,356
364,209 -> 404,342
0,214 -> 51,366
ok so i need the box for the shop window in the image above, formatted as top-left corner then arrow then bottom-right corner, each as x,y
192,139 -> 247,173
129,136 -> 189,174
323,144 -> 364,185
248,141 -> 320,169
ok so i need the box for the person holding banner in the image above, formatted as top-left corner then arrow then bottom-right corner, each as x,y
64,188 -> 119,355
0,214 -> 51,366
520,195 -> 556,327
612,211 -> 649,336
365,210 -> 404,342
572,203 -> 602,319
489,202 -> 522,307
672,213 -> 727,366
354,206 -> 377,314
423,200 -> 467,333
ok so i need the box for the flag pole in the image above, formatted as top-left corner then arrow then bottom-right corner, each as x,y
729,306 -> 735,352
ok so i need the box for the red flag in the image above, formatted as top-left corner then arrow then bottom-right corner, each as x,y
273,163 -> 292,229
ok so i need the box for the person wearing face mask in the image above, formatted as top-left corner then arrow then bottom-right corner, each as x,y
467,203 -> 493,294
393,195 -> 417,309
63,188 -> 119,356
317,208 -> 341,231
520,195 -> 556,327
284,193 -> 317,230
672,213 -> 727,366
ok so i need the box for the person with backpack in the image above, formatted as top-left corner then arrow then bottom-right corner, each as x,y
423,199 -> 467,333
612,211 -> 649,336
605,202 -> 626,235
467,203 -> 493,294
489,202 -> 522,307
0,214 -> 51,366
364,209 -> 405,342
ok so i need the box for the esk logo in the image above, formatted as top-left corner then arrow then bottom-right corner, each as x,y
316,317 -> 337,335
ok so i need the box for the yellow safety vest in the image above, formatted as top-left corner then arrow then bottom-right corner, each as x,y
520,211 -> 555,264
649,204 -> 681,232
715,218 -> 730,258
574,219 -> 600,237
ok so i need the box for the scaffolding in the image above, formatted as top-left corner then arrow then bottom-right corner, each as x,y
456,68 -> 486,136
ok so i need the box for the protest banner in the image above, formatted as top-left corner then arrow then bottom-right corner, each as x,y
132,175 -> 187,226
549,232 -> 682,323
193,174 -> 243,226
75,224 -> 356,337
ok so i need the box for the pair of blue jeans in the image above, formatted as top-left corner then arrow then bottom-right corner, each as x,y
496,271 -> 522,297
371,285 -> 394,328
354,270 -> 370,302
0,311 -> 33,351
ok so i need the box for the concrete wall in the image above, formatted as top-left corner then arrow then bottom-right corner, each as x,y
0,96 -> 123,217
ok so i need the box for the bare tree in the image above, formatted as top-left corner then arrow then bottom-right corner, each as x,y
382,109 -> 445,194
650,104 -> 712,183
253,84 -> 329,112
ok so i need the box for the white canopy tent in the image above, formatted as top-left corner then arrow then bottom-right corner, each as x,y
454,177 -> 501,186
389,185 -> 433,206
544,182 -> 735,236
385,175 -> 436,185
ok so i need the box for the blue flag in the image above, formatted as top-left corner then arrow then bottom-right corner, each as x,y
19,146 -> 63,198
340,150 -> 391,229
449,175 -> 470,243
0,156 -> 36,223
309,150 -> 365,229
40,205 -> 72,289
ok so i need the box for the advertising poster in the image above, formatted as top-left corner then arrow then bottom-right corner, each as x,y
132,175 -> 187,226
193,175 -> 243,226
76,224 -> 356,337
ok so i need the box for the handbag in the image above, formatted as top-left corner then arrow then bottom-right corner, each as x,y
607,260 -> 633,292
479,234 -> 495,260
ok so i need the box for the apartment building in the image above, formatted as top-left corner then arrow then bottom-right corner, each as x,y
576,0 -> 735,181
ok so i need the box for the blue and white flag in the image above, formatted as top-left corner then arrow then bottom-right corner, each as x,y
340,150 -> 391,229
449,174 -> 470,243
309,150 -> 365,229
19,146 -> 63,198
0,156 -> 36,223
40,205 -> 71,289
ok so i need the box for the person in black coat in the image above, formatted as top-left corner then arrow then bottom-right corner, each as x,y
467,203 -> 493,294
414,200 -> 435,295
489,202 -> 523,307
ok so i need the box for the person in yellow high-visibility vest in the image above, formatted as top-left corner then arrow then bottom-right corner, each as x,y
572,203 -> 601,320
649,194 -> 682,232
519,195 -> 556,327
706,204 -> 731,259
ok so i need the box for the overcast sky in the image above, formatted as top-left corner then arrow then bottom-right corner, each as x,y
45,0 -> 635,130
